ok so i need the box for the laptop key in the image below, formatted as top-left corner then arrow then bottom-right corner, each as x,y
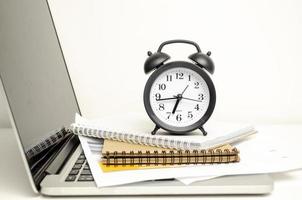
65,175 -> 76,182
73,164 -> 82,169
78,175 -> 94,182
69,169 -> 79,175
81,169 -> 92,175
83,164 -> 90,170
75,159 -> 85,164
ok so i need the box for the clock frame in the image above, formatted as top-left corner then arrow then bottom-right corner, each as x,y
143,61 -> 216,135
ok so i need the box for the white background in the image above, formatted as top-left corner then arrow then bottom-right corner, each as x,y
1,0 -> 302,128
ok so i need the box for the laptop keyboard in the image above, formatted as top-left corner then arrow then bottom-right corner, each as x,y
65,151 -> 94,182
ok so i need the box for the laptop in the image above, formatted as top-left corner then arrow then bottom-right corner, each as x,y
0,0 -> 273,196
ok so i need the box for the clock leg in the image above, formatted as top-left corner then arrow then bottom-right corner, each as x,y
151,125 -> 160,135
199,126 -> 207,136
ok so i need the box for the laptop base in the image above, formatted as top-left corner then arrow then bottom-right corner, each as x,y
41,174 -> 273,196
40,145 -> 273,196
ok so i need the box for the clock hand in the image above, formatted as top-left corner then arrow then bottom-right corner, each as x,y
182,97 -> 203,102
181,85 -> 189,95
171,85 -> 189,114
172,98 -> 181,114
156,97 -> 177,101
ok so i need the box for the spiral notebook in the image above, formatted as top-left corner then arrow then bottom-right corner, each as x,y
101,140 -> 239,167
70,116 -> 256,151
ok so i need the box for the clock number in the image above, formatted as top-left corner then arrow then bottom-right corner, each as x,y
188,75 -> 191,81
176,72 -> 184,80
159,103 -> 165,111
198,93 -> 204,101
176,114 -> 182,121
159,84 -> 166,90
188,111 -> 193,119
194,104 -> 200,111
166,112 -> 172,119
194,82 -> 200,89
166,75 -> 172,82
155,93 -> 161,100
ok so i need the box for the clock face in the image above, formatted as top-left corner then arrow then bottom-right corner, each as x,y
149,67 -> 210,127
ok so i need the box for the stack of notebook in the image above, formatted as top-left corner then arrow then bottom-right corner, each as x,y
70,116 -> 257,171
69,114 -> 259,187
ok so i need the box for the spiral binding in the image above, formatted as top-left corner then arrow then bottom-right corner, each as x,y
70,124 -> 212,150
102,148 -> 239,166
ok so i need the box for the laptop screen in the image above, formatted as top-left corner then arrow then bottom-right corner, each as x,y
0,0 -> 80,188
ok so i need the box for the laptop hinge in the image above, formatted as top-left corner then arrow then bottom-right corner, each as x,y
45,135 -> 79,174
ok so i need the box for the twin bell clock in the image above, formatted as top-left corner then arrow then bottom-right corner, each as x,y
143,40 -> 216,135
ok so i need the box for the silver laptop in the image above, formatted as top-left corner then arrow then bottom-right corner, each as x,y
0,0 -> 273,196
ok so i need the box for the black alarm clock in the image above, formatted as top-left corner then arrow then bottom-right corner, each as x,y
143,40 -> 216,135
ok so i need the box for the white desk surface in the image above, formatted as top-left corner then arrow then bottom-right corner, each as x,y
1,125 -> 302,199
